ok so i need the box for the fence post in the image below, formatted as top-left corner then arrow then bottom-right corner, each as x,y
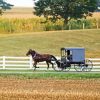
69,25 -> 71,30
96,20 -> 99,29
3,56 -> 6,69
29,56 -> 33,69
82,23 -> 85,29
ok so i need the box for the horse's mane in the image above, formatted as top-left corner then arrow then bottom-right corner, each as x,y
32,50 -> 38,54
32,50 -> 41,56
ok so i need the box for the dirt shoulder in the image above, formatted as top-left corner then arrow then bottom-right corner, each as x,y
0,78 -> 100,100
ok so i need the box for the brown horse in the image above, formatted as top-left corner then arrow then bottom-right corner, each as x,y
26,49 -> 58,70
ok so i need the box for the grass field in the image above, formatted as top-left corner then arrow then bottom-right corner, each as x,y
0,72 -> 100,79
0,29 -> 100,57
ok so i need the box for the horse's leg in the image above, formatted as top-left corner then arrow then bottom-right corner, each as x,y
46,61 -> 49,69
33,61 -> 37,70
47,61 -> 54,69
49,61 -> 54,68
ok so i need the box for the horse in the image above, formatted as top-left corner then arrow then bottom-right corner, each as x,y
26,49 -> 58,70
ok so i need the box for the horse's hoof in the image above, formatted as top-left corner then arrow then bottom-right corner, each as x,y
47,68 -> 49,70
36,67 -> 39,68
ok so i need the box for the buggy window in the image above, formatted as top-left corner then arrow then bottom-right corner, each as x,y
61,50 -> 66,57
67,50 -> 72,61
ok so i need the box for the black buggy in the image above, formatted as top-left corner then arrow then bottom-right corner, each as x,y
53,47 -> 93,72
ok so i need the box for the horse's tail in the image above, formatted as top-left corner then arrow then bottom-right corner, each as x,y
51,55 -> 60,67
51,55 -> 58,61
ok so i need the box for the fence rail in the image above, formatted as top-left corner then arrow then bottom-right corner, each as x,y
0,56 -> 100,71
0,56 -> 33,70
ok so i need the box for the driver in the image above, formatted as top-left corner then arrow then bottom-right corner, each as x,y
67,50 -> 72,61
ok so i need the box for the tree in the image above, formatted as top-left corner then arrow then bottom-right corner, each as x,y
0,0 -> 13,15
97,0 -> 100,10
34,0 -> 97,24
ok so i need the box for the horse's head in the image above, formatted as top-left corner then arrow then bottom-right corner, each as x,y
26,49 -> 36,56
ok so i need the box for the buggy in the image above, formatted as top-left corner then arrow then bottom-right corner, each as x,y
54,47 -> 93,72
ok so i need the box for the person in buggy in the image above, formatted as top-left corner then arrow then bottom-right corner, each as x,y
67,50 -> 72,61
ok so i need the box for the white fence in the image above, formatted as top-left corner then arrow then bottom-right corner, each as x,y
0,56 -> 100,71
0,56 -> 33,70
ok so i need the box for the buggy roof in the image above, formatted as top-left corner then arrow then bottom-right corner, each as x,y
61,47 -> 85,51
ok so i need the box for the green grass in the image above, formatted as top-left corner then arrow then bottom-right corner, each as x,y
0,72 -> 100,79
0,29 -> 100,57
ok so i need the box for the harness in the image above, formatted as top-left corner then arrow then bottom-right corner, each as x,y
32,53 -> 37,58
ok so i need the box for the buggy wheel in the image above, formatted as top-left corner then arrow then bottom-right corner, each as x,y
52,61 -> 63,72
53,65 -> 63,72
53,63 -> 71,72
83,59 -> 93,72
74,64 -> 84,72
53,65 -> 71,72
62,66 -> 71,72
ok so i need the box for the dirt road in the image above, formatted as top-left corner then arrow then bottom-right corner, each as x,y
0,78 -> 100,100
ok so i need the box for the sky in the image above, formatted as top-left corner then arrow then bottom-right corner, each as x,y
6,0 -> 34,7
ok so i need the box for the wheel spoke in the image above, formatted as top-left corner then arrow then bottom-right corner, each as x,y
83,59 -> 93,72
74,64 -> 83,72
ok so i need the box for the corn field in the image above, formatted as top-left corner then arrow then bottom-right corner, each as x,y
0,17 -> 100,33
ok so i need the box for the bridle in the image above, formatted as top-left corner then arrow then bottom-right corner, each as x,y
30,50 -> 37,59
